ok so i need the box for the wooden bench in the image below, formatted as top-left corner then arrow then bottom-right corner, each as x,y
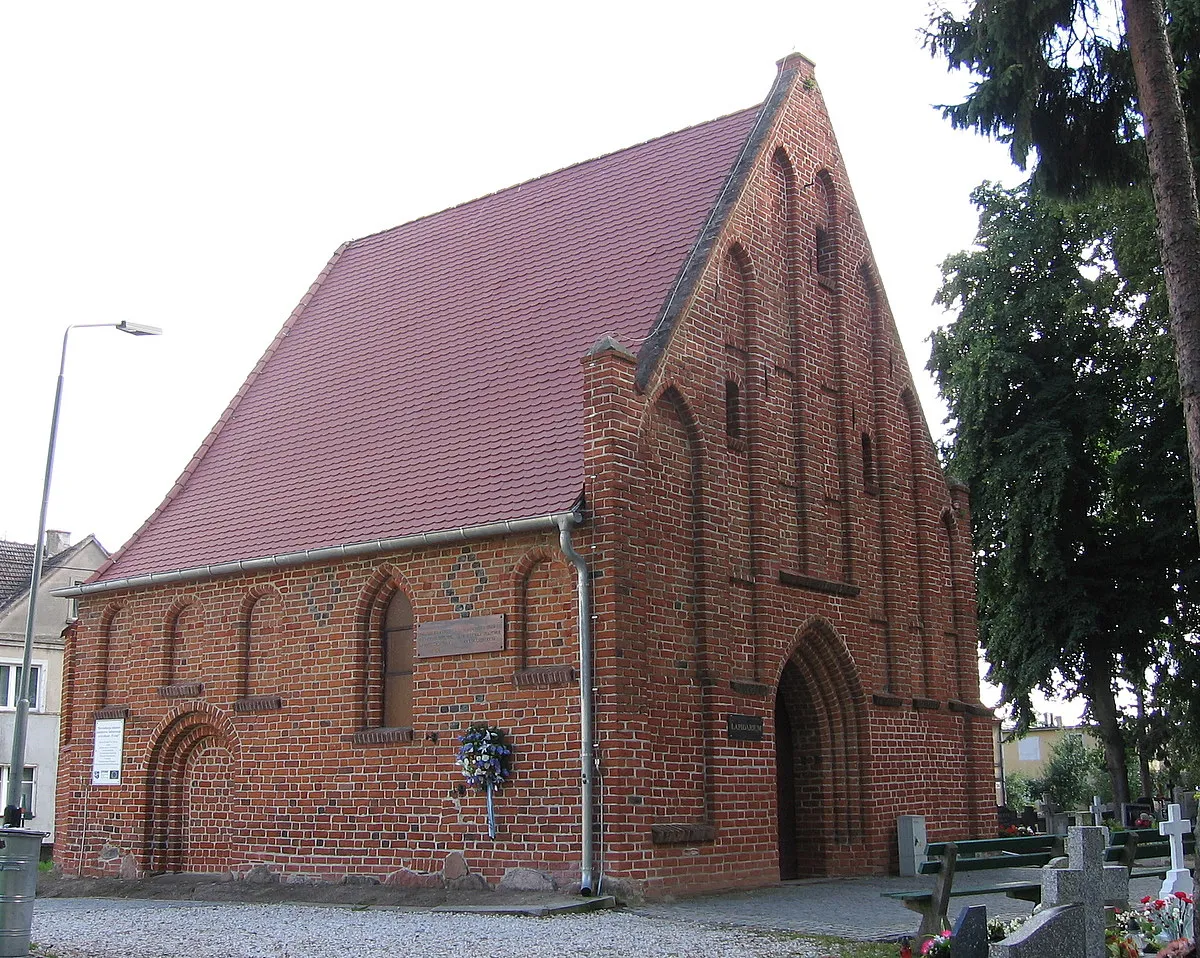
882,834 -> 1065,938
1105,827 -> 1196,880
884,828 -> 1197,938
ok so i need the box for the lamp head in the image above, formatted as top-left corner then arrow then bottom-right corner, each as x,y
116,321 -> 163,337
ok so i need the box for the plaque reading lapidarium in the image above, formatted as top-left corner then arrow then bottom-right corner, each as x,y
417,614 -> 505,658
726,714 -> 764,741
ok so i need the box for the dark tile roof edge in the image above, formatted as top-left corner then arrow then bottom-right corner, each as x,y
90,243 -> 352,587
634,62 -> 805,393
65,506 -> 582,598
347,106 -> 764,251
0,534 -> 108,615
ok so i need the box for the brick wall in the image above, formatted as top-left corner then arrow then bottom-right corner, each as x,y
56,56 -> 992,897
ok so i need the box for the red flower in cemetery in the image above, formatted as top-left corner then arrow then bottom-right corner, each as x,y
1142,896 -> 1154,904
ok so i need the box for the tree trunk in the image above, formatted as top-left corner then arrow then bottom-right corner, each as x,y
1084,654 -> 1131,808
1123,0 -> 1200,538
1134,684 -> 1153,801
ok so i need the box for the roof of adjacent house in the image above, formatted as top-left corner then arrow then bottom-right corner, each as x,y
95,102 -> 766,585
0,536 -> 107,613
0,541 -> 37,608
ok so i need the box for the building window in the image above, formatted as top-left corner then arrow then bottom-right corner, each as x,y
383,592 -> 414,728
0,766 -> 36,819
0,663 -> 42,712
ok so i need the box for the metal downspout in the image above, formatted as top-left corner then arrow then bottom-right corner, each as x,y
557,514 -> 596,895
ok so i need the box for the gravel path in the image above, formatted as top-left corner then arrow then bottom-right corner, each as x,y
31,901 -> 837,958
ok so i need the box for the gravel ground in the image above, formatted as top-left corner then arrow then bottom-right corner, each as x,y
30,902 -> 838,958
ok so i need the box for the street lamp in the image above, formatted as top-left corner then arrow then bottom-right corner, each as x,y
4,321 -> 162,826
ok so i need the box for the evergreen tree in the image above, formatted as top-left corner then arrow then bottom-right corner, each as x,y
927,0 -> 1200,538
931,182 -> 1197,805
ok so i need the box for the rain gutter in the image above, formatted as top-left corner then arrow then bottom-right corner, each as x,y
52,511 -> 582,598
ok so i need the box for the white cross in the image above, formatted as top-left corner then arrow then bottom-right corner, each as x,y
1042,827 -> 1128,958
1158,803 -> 1195,896
1091,794 -> 1105,826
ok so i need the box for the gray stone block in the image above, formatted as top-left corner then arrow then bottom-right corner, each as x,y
499,867 -> 557,892
447,872 -> 490,891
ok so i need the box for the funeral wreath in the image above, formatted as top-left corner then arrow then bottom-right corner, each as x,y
455,724 -> 512,792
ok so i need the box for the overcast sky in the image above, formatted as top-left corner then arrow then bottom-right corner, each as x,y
2,1 -> 1048,711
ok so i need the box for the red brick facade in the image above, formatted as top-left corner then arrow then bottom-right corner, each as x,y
55,55 -> 994,897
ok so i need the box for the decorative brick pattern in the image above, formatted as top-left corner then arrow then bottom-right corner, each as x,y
232,695 -> 283,713
158,683 -> 204,699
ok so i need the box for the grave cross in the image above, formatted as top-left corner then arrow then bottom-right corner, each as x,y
1158,802 -> 1195,896
1042,827 -> 1128,958
1091,795 -> 1105,826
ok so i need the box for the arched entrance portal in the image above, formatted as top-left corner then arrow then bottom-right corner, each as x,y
145,707 -> 239,874
774,619 -> 868,879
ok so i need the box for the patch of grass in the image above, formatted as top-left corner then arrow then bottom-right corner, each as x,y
799,935 -> 902,957
738,928 -> 902,958
37,859 -> 54,873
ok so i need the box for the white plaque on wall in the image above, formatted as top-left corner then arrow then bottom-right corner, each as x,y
1017,737 -> 1041,761
92,718 -> 125,785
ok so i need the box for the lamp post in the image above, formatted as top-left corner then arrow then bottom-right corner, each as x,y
4,321 -> 162,827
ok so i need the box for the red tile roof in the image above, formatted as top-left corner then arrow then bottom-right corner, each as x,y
97,106 -> 761,583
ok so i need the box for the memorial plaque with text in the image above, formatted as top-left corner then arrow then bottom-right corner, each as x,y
416,614 -> 505,658
726,714 -> 764,741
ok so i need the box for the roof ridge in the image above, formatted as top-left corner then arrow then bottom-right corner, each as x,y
347,104 -> 763,248
88,243 -> 352,585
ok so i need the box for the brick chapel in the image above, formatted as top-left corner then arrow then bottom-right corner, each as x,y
55,54 -> 995,898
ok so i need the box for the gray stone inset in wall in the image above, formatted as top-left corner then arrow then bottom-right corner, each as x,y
499,868 -> 557,892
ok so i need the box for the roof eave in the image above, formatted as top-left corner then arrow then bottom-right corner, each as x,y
52,508 -> 584,600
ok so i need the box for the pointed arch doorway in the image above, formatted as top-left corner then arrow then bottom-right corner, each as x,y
773,621 -> 868,880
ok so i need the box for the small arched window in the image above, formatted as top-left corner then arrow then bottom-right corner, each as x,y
725,379 -> 743,445
861,432 -> 878,495
383,592 -> 414,728
813,171 -> 837,279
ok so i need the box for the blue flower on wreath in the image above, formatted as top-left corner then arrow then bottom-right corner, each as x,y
455,724 -> 512,792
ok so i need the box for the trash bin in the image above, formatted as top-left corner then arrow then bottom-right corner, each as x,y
0,829 -> 47,958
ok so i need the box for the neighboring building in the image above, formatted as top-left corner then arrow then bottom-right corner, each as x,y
1000,717 -> 1098,786
55,55 -> 994,897
0,531 -> 108,844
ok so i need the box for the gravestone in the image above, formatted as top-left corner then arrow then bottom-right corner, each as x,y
1040,826 -> 1129,958
1172,785 -> 1198,822
1157,802 -> 1195,896
998,805 -> 1018,829
1121,801 -> 1153,827
991,904 -> 1084,958
1089,795 -> 1112,826
1019,805 -> 1039,830
949,904 -> 988,958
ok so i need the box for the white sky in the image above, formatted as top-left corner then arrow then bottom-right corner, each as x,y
3,2 -> 1066,715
